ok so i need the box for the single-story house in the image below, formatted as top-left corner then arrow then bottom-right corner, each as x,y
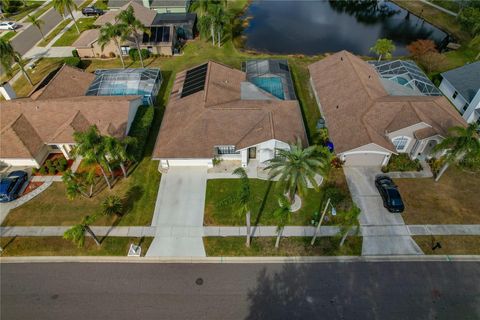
152,60 -> 307,169
439,61 -> 480,124
308,51 -> 466,167
0,65 -> 143,168
76,1 -> 196,58
107,0 -> 190,13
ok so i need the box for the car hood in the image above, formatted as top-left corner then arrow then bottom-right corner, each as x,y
0,180 -> 12,194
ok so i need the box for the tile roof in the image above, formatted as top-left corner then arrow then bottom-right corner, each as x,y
309,51 -> 466,154
72,29 -> 100,48
441,61 -> 480,103
153,61 -> 307,159
94,1 -> 157,26
108,0 -> 188,8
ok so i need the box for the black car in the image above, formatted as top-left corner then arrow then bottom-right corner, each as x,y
374,175 -> 405,213
0,171 -> 28,203
81,6 -> 104,16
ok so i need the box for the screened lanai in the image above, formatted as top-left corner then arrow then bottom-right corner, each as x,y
242,60 -> 296,100
369,60 -> 441,96
86,68 -> 162,105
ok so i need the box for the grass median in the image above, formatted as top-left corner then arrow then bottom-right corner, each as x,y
53,18 -> 97,47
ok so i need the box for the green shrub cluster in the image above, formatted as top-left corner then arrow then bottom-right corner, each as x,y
382,154 -> 423,173
127,106 -> 155,161
3,0 -> 23,13
128,48 -> 151,61
36,158 -> 68,175
64,57 -> 82,68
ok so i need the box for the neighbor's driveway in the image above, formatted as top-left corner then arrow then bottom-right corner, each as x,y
343,166 -> 423,256
146,167 -> 208,257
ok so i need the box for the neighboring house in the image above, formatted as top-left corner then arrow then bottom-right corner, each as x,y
439,61 -> 480,124
76,1 -> 196,58
108,0 -> 190,13
308,51 -> 466,167
153,60 -> 307,169
0,65 -> 143,168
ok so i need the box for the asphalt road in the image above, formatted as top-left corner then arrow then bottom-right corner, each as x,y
1,261 -> 479,320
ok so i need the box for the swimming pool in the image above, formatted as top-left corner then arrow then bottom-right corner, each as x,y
250,77 -> 285,100
390,76 -> 413,89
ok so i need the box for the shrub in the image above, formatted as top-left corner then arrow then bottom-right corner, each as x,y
4,0 -> 23,13
55,159 -> 67,172
45,160 -> 52,167
31,168 -> 38,175
128,48 -> 151,61
127,106 -> 155,161
64,57 -> 81,68
72,49 -> 79,58
386,154 -> 423,172
109,52 -> 116,58
323,184 -> 347,208
48,166 -> 56,175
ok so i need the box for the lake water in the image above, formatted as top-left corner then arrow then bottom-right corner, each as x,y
243,0 -> 449,56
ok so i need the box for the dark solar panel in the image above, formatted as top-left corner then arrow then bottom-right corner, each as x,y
181,63 -> 208,98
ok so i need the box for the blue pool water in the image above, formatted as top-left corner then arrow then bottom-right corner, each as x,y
391,76 -> 413,89
251,77 -> 285,100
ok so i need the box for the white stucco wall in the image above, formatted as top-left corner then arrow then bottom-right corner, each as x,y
439,78 -> 469,114
127,98 -> 143,134
387,122 -> 431,154
463,90 -> 480,124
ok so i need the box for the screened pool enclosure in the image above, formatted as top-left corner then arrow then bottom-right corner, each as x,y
86,69 -> 162,105
369,60 -> 441,96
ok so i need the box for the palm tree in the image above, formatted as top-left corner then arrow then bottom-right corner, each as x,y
98,22 -> 127,68
72,125 -> 112,189
62,169 -> 96,199
265,139 -> 330,204
273,195 -> 292,249
0,38 -> 33,86
52,0 -> 80,34
212,5 -> 230,47
370,38 -> 396,61
26,14 -> 45,41
117,5 -> 151,68
433,123 -> 480,181
337,205 -> 361,247
192,0 -> 227,45
101,195 -> 123,217
64,215 -> 100,247
104,136 -> 134,178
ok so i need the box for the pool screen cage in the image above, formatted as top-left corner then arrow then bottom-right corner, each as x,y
86,68 -> 162,105
242,59 -> 297,100
369,60 -> 441,96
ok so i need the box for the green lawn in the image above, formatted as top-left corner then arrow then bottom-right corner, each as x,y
32,2 -> 53,19
413,236 -> 480,255
53,18 -> 97,47
204,169 -> 352,226
37,19 -> 72,47
0,237 -> 153,256
79,0 -> 95,10
1,31 -> 17,42
203,236 -> 362,256
3,1 -> 45,21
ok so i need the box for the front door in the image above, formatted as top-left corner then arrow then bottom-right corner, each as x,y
248,147 -> 257,159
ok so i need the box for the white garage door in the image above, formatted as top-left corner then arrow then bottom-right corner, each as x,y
164,159 -> 212,167
343,153 -> 387,167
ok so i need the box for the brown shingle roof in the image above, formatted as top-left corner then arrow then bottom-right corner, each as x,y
94,1 -> 156,26
72,29 -> 100,48
0,114 -> 44,158
153,61 -> 307,159
309,51 -> 466,154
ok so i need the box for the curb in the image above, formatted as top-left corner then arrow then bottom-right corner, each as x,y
1,255 -> 479,264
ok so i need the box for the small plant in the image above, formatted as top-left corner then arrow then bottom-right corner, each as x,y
109,51 -> 116,58
330,156 -> 344,169
48,166 -> 56,175
64,57 -> 81,68
381,165 -> 388,173
128,48 -> 151,61
45,159 -> 52,167
101,195 -> 124,217
31,168 -> 38,175
212,157 -> 222,166
39,167 -> 46,175
72,49 -> 79,58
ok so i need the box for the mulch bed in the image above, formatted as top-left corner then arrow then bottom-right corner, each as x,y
21,181 -> 44,196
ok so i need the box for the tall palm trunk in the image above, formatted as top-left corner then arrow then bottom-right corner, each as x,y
339,228 -> 350,247
217,29 -> 221,47
435,162 -> 449,182
246,211 -> 251,247
19,64 -> 33,86
85,226 -> 101,246
378,54 -> 382,62
67,6 -> 80,34
275,227 -> 283,248
210,24 -> 215,46
89,183 -> 93,197
133,32 -> 144,68
113,38 -> 125,68
98,164 -> 112,189
120,162 -> 128,178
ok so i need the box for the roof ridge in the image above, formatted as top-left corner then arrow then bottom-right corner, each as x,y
343,52 -> 380,100
234,113 -> 272,147
3,114 -> 42,157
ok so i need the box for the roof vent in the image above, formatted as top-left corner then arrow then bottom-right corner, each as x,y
35,106 -> 40,110
336,105 -> 339,109
340,57 -> 343,61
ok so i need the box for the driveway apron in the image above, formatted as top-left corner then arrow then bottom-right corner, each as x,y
146,167 -> 208,257
343,166 -> 423,256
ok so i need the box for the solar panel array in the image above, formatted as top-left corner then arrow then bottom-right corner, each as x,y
181,63 -> 208,98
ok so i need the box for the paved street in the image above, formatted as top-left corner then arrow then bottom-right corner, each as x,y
1,261 -> 479,319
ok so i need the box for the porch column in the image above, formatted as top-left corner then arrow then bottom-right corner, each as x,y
58,144 -> 71,160
241,150 -> 248,167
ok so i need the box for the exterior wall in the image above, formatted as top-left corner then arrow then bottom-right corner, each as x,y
76,41 -> 119,59
410,135 -> 443,159
387,122 -> 430,155
0,145 -> 49,168
463,90 -> 480,124
238,139 -> 290,166
339,143 -> 392,167
439,78 -> 469,114
127,98 -> 143,133
153,7 -> 187,13
160,159 -> 213,169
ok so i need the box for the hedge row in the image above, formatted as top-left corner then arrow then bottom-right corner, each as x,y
128,105 -> 155,161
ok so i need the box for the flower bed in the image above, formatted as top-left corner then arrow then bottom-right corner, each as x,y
21,181 -> 44,196
32,154 -> 72,176
382,154 -> 422,172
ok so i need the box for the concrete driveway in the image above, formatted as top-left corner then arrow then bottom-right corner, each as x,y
146,167 -> 208,257
343,166 -> 423,255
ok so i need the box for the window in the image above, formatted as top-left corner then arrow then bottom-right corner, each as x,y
392,136 -> 410,152
216,146 -> 238,155
120,46 -> 130,56
452,91 -> 458,99
462,102 -> 469,112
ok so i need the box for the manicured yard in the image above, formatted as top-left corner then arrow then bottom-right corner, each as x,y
413,236 -> 480,255
32,2 -> 53,20
37,19 -> 72,47
204,169 -> 352,226
53,18 -> 97,47
0,31 -> 17,42
203,236 -> 362,256
0,237 -> 153,256
3,1 -> 45,21
394,166 -> 480,224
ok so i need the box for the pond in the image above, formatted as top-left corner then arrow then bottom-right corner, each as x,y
243,0 -> 449,56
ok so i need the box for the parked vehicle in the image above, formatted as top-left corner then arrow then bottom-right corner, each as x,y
375,175 -> 405,213
0,171 -> 28,203
81,7 -> 104,16
0,21 -> 18,30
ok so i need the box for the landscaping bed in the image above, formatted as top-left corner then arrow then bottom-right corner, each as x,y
203,236 -> 362,256
382,154 -> 422,172
32,154 -> 71,176
53,18 -> 97,47
394,166 -> 480,224
413,236 -> 480,255
0,236 -> 153,256
21,181 -> 44,196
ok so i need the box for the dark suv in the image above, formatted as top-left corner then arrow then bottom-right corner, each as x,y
82,6 -> 104,16
0,171 -> 28,203
374,175 -> 405,213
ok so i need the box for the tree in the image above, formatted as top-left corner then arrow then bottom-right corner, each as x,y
457,6 -> 480,36
433,123 -> 480,181
370,38 -> 396,61
265,139 -> 330,204
62,169 -> 96,199
273,195 -> 292,249
117,5 -> 151,68
406,39 -> 437,59
98,22 -> 127,68
26,14 -> 45,41
64,215 -> 100,247
52,0 -> 80,34
103,136 -> 134,178
72,125 -> 112,189
337,205 -> 361,247
212,5 -> 230,47
192,0 -> 227,45
421,51 -> 447,74
0,38 -> 33,86
101,195 -> 123,217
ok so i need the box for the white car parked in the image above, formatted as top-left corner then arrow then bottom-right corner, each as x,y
0,22 -> 18,30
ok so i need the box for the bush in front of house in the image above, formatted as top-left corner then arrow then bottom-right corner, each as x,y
64,57 -> 82,68
383,154 -> 423,172
127,106 -> 155,161
35,157 -> 69,175
128,48 -> 151,61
